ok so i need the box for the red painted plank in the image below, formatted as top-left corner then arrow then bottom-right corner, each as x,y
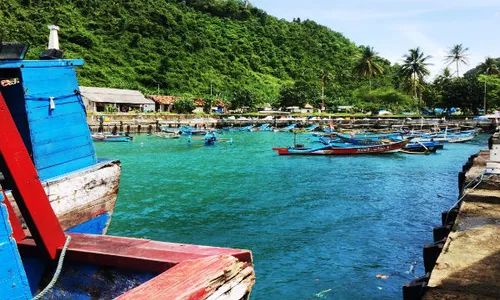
18,233 -> 253,273
0,91 -> 65,258
2,190 -> 26,241
115,255 -> 252,300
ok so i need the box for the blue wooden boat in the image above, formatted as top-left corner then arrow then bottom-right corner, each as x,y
274,123 -> 297,132
251,123 -> 273,131
0,50 -> 120,235
402,141 -> 444,154
91,133 -> 133,142
1,35 -> 254,299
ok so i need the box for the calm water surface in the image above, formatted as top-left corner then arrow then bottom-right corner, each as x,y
96,132 -> 488,299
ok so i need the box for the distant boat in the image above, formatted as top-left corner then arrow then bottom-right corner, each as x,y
274,123 -> 297,132
401,141 -> 443,154
273,139 -> 409,155
92,133 -> 133,142
154,131 -> 181,139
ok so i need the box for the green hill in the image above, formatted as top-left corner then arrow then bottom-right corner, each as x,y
0,0 -> 395,110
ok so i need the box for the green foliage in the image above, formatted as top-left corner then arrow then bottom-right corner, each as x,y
278,80 -> 318,109
0,0 -> 385,110
478,74 -> 500,110
353,87 -> 413,113
174,97 -> 196,113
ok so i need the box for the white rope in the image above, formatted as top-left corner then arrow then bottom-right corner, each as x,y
444,171 -> 486,224
32,235 -> 72,300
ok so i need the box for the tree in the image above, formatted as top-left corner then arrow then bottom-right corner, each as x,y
444,44 -> 469,77
479,57 -> 499,112
353,46 -> 384,91
174,97 -> 196,113
399,47 -> 431,111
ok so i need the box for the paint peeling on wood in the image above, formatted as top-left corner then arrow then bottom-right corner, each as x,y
115,255 -> 255,300
7,160 -> 120,233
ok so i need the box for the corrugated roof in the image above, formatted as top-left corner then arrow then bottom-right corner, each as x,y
147,95 -> 180,105
80,86 -> 154,105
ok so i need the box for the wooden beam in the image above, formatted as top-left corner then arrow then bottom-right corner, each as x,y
0,91 -> 65,259
18,233 -> 253,273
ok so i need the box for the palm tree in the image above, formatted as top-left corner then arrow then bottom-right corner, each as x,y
444,44 -> 469,77
353,46 -> 384,90
399,47 -> 431,110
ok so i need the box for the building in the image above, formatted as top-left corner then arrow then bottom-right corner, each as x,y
147,95 -> 180,112
80,86 -> 155,113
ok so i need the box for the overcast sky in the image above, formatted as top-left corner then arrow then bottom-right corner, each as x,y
250,0 -> 500,77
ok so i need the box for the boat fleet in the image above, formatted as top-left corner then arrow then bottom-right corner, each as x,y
272,124 -> 479,156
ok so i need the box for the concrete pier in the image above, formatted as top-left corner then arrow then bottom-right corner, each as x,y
87,113 -> 496,133
404,133 -> 500,299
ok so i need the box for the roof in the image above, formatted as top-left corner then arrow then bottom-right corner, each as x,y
194,98 -> 227,107
304,103 -> 314,109
147,95 -> 180,105
80,86 -> 154,105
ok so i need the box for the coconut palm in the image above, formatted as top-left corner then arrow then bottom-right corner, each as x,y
481,57 -> 499,75
399,47 -> 431,104
444,44 -> 469,77
353,46 -> 384,90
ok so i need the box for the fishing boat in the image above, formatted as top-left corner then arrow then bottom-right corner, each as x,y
154,131 -> 182,139
401,141 -> 444,154
0,30 -> 254,299
188,131 -> 233,146
91,133 -> 133,142
273,139 -> 409,155
292,124 -> 319,133
274,123 -> 297,132
0,43 -> 120,234
250,123 -> 273,131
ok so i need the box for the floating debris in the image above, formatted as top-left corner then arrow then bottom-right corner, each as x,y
313,288 -> 332,298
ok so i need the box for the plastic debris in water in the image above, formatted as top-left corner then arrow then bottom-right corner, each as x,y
313,289 -> 332,298
376,274 -> 389,279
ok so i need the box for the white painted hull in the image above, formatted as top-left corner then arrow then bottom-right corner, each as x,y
8,159 -> 121,234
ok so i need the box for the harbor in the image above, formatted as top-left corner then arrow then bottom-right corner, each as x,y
1,0 -> 500,298
97,131 -> 488,299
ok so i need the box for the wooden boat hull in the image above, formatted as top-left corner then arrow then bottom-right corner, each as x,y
7,159 -> 121,234
273,140 -> 409,155
16,234 -> 255,299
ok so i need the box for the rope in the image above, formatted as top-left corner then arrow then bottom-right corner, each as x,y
32,235 -> 72,300
444,170 -> 486,224
25,90 -> 81,101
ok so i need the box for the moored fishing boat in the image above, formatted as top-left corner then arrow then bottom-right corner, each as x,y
273,139 -> 409,155
0,42 -> 120,235
91,133 -> 133,142
401,140 -> 444,154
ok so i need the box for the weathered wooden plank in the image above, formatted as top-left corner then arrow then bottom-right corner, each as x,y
7,160 -> 120,232
18,234 -> 253,273
115,255 -> 254,300
206,265 -> 254,300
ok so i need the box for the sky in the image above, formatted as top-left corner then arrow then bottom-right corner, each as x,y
250,0 -> 500,78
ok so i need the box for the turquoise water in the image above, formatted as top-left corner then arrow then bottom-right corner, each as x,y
97,132 -> 488,299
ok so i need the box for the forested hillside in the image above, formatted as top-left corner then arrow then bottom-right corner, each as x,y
0,0 -> 400,111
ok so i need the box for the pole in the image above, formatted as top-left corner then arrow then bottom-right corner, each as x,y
484,76 -> 487,114
321,71 -> 325,111
157,83 -> 160,95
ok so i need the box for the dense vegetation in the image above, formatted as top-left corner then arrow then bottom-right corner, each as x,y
0,0 -> 498,114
